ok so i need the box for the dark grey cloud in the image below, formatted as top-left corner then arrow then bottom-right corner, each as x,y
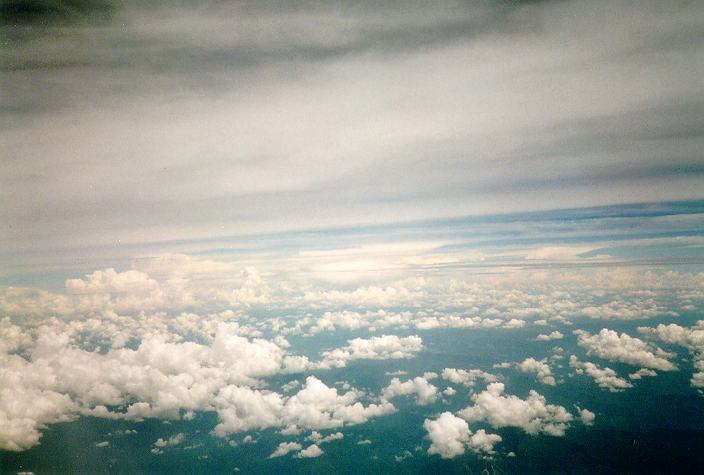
1,0 -> 117,25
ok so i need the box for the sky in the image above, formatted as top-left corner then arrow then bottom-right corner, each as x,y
2,0 -> 704,263
1,0 -> 704,473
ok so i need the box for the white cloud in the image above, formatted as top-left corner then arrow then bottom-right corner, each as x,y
297,444 -> 323,458
0,317 -> 402,451
569,356 -> 633,392
317,335 -> 423,369
503,319 -> 526,329
382,377 -> 439,405
424,412 -> 501,459
154,433 -> 185,448
578,408 -> 596,426
458,383 -> 574,437
575,329 -> 676,371
629,368 -> 657,380
518,358 -> 556,386
441,368 -> 498,388
639,321 -> 704,387
306,431 -> 344,444
269,442 -> 303,458
536,331 -> 564,341
213,376 -> 395,437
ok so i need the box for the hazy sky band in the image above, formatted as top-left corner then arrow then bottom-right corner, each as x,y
2,0 -> 703,255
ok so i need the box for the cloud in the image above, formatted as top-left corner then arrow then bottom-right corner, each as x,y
3,0 -> 704,259
536,331 -> 564,341
424,412 -> 501,459
0,314 -> 405,451
569,356 -> 633,392
639,321 -> 704,387
458,383 -> 574,437
269,442 -> 303,459
297,444 -> 323,458
575,329 -> 677,371
629,368 -> 657,380
154,433 -> 185,448
441,368 -> 498,388
213,376 -> 395,437
518,358 -> 556,386
317,335 -> 423,369
382,377 -> 439,405
306,431 -> 344,444
580,408 -> 596,426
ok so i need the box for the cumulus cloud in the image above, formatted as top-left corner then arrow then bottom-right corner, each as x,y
569,356 -> 633,392
213,376 -> 395,437
269,442 -> 303,458
317,335 -> 423,369
154,433 -> 185,448
629,368 -> 657,380
382,377 -> 439,405
575,329 -> 676,371
297,444 -> 324,458
458,383 -> 574,437
518,358 -> 556,386
441,368 -> 498,388
639,321 -> 704,387
0,259 -> 699,453
578,408 -> 596,426
306,431 -> 344,444
424,412 -> 501,459
0,318 -> 399,451
536,331 -> 564,341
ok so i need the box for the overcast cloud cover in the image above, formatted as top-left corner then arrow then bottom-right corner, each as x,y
2,0 -> 704,258
1,0 -> 704,472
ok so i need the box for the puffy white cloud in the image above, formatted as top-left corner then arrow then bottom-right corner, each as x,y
0,354 -> 79,451
639,321 -> 704,387
459,383 -> 574,436
575,329 -> 676,371
518,358 -> 556,386
154,433 -> 185,448
578,408 -> 596,426
382,377 -> 439,405
269,442 -> 303,458
0,260 -> 699,452
441,368 -> 498,387
629,368 -> 657,380
1,319 -> 402,451
424,412 -> 501,459
306,431 -> 344,444
569,355 -> 633,392
317,335 -> 423,369
297,444 -> 324,458
213,376 -> 395,437
66,268 -> 159,295
424,413 -> 469,459
536,331 -> 564,341
503,319 -> 526,329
